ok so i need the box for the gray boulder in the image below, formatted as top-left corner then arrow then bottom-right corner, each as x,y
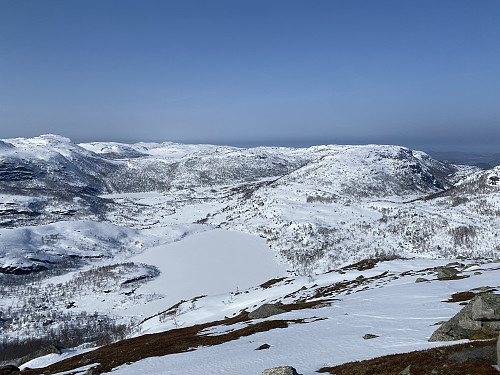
262,366 -> 299,375
429,293 -> 500,341
471,293 -> 500,321
16,344 -> 62,366
249,302 -> 285,319
436,267 -> 459,280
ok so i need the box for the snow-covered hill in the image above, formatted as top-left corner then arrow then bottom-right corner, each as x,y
1,134 -> 499,373
2,135 -> 498,274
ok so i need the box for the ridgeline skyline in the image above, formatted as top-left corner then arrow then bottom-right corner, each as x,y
1,0 -> 499,153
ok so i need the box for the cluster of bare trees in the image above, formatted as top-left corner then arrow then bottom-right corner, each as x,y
0,262 -> 159,363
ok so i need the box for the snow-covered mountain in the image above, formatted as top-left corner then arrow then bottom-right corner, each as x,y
1,134 -> 499,373
1,134 -> 497,275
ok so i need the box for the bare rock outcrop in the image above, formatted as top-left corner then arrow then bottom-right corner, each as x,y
249,302 -> 285,319
262,366 -> 299,375
429,293 -> 500,341
436,266 -> 459,280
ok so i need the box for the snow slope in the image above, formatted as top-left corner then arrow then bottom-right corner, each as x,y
102,260 -> 500,375
19,256 -> 500,375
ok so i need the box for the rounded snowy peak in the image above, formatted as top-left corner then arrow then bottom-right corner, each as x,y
0,140 -> 14,149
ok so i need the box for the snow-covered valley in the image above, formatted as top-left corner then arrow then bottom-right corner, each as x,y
1,134 -> 499,374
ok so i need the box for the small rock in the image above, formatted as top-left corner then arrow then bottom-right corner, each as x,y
84,369 -> 101,375
398,364 -> 412,375
363,333 -> 379,340
436,267 -> 459,280
415,277 -> 429,283
355,275 -> 364,281
474,271 -> 482,275
261,366 -> 299,375
249,303 -> 285,319
256,343 -> 271,350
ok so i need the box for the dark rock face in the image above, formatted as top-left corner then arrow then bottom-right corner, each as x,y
16,344 -> 62,367
248,302 -> 286,319
429,293 -> 500,341
261,366 -> 299,375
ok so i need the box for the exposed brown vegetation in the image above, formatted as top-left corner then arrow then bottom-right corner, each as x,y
469,332 -> 499,340
21,312 -> 301,374
342,258 -> 379,271
21,298 -> 330,375
444,291 -> 476,303
317,338 -> 498,375
260,277 -> 287,289
309,271 -> 389,300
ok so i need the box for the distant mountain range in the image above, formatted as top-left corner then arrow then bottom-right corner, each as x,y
426,150 -> 500,169
1,134 -> 499,274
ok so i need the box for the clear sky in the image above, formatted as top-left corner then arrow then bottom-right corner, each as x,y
1,0 -> 499,152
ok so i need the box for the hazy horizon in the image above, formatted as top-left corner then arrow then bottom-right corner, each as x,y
2,0 -> 499,154
2,131 -> 498,156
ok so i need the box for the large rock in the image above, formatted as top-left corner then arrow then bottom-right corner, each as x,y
15,344 -> 62,366
249,302 -> 286,319
429,293 -> 500,341
262,366 -> 299,375
471,293 -> 500,321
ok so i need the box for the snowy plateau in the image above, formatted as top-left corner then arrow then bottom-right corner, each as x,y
0,134 -> 499,374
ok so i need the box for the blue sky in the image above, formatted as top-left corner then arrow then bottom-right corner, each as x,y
1,0 -> 499,152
